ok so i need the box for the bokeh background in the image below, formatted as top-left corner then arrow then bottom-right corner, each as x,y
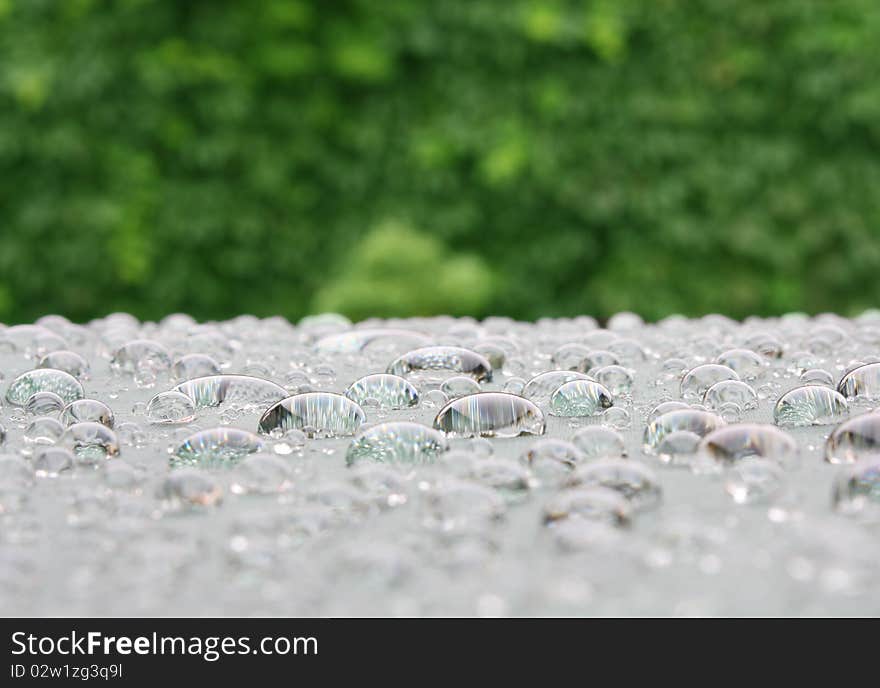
2,0 -> 880,324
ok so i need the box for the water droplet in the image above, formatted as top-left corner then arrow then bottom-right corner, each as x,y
59,399 -> 115,428
549,380 -> 614,417
423,481 -> 505,530
646,400 -> 690,422
158,469 -> 222,507
680,364 -> 740,401
346,422 -> 448,465
37,350 -> 90,380
571,426 -> 626,459
433,392 -> 545,438
601,406 -> 631,430
258,393 -> 366,438
542,487 -> 632,527
831,457 -> 880,518
145,391 -> 196,425
825,413 -> 880,464
24,391 -> 65,416
592,365 -> 634,395
699,425 -> 798,468
171,428 -> 264,468
171,354 -> 221,381
773,386 -> 848,427
724,459 -> 784,505
564,459 -> 662,511
5,369 -> 84,406
468,459 -> 532,494
703,380 -> 758,412
110,339 -> 172,375
60,422 -> 120,464
315,328 -> 430,355
643,409 -> 725,457
33,446 -> 74,477
23,417 -> 65,447
715,349 -> 765,380
173,374 -> 288,411
837,362 -> 880,400
387,346 -> 492,385
800,368 -> 834,387
230,454 -> 293,495
345,374 -> 419,410
440,376 -> 481,399
521,439 -> 585,471
522,370 -> 593,403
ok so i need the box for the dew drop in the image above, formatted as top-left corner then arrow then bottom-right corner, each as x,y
724,459 -> 784,505
433,392 -> 545,438
173,374 -> 288,412
387,346 -> 492,385
698,424 -> 798,468
831,457 -> 880,518
680,364 -> 740,401
522,370 -> 593,403
571,426 -> 626,459
542,487 -> 632,527
59,399 -> 115,428
258,393 -> 366,438
346,422 -> 448,466
145,391 -> 196,425
5,369 -> 84,407
171,428 -> 264,468
345,374 -> 419,410
825,413 -> 880,465
549,380 -> 614,417
773,386 -> 848,428
37,350 -> 90,380
61,422 -> 121,464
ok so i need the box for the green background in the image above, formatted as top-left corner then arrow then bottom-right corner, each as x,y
2,0 -> 879,324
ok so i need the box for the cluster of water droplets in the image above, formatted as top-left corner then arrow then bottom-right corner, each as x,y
1,311 -> 880,616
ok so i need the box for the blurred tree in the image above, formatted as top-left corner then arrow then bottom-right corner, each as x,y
0,0 -> 879,323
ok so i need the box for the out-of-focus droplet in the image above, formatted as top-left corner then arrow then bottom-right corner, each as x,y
110,339 -> 172,374
522,370 -> 593,403
37,350 -> 90,380
542,487 -> 632,527
433,392 -> 545,438
724,459 -> 784,504
345,374 -> 419,410
346,422 -> 448,465
230,454 -> 293,495
33,446 -> 74,477
258,393 -> 366,438
646,400 -> 690,422
158,470 -> 222,507
59,399 -> 115,428
145,391 -> 196,425
715,349 -> 765,380
171,354 -> 221,381
773,386 -> 848,427
549,380 -> 613,417
571,426 -> 626,459
521,439 -> 585,474
23,417 -> 65,447
800,368 -> 834,386
564,459 -> 662,511
831,457 -> 880,518
61,422 -> 120,464
699,424 -> 797,468
171,428 -> 264,468
315,329 -> 430,355
825,413 -> 880,464
6,369 -> 84,406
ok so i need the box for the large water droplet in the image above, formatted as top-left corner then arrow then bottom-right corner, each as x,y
172,374 -> 288,411
145,391 -> 196,425
171,428 -> 264,468
703,380 -> 758,412
6,369 -> 84,407
548,380 -> 614,417
825,413 -> 880,464
346,422 -> 448,465
258,393 -> 366,438
110,339 -> 172,374
433,392 -> 545,438
571,426 -> 627,459
171,354 -> 221,381
698,424 -> 797,467
387,346 -> 492,384
773,386 -> 848,427
345,374 -> 419,410
60,422 -> 120,464
37,350 -> 90,380
837,362 -> 880,400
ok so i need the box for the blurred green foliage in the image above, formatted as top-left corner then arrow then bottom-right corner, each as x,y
2,0 -> 880,323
